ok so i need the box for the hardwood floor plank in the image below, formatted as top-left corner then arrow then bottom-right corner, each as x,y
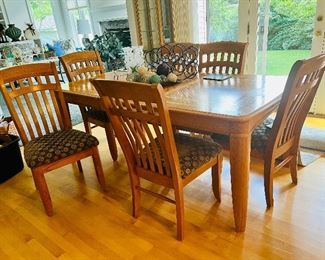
0,123 -> 324,259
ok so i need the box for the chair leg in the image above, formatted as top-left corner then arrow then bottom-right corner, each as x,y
91,147 -> 106,190
79,106 -> 92,134
104,122 -> 118,161
31,170 -> 40,191
31,169 -> 53,216
211,154 -> 223,202
289,154 -> 298,184
77,161 -> 83,173
264,159 -> 274,208
174,188 -> 185,241
129,171 -> 141,218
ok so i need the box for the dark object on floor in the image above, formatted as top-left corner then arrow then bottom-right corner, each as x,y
0,134 -> 24,183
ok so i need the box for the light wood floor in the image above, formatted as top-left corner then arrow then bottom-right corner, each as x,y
0,122 -> 324,259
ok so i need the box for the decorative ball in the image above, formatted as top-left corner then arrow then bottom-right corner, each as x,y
160,75 -> 167,82
156,63 -> 170,76
137,66 -> 148,76
133,74 -> 144,82
149,74 -> 161,84
167,73 -> 178,83
143,71 -> 155,81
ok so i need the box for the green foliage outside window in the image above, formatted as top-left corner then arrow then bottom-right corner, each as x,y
208,0 -> 316,50
267,0 -> 316,50
208,0 -> 238,42
29,0 -> 52,29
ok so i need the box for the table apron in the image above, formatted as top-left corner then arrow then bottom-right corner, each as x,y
63,93 -> 102,109
63,93 -> 279,136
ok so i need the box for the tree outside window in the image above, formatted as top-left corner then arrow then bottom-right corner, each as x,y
207,0 -> 239,42
28,0 -> 58,43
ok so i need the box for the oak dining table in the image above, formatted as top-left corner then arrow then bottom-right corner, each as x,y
61,72 -> 288,232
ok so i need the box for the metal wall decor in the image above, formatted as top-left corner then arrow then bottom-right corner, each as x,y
144,43 -> 199,80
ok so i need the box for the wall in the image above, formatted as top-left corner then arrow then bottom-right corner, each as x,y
3,0 -> 32,29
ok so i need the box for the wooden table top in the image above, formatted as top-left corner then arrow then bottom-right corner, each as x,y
62,73 -> 287,120
165,75 -> 287,119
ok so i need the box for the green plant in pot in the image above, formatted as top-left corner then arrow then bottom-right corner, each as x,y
86,29 -> 124,71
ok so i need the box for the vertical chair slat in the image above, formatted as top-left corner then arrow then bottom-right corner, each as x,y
122,117 -> 142,166
31,91 -> 50,134
40,88 -> 58,132
143,122 -> 164,175
123,115 -> 148,169
282,88 -> 308,145
152,123 -> 172,177
36,76 -> 57,131
133,117 -> 156,172
145,102 -> 164,174
17,79 -> 43,138
15,94 -> 35,140
26,77 -> 45,136
23,92 -> 43,137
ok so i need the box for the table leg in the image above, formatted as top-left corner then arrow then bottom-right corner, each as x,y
229,133 -> 251,232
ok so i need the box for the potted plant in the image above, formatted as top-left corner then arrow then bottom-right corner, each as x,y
86,29 -> 124,71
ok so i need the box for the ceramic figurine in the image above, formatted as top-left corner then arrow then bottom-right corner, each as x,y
24,23 -> 40,40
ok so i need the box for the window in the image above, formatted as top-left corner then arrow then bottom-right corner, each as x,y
28,0 -> 58,43
66,0 -> 92,47
206,0 -> 239,42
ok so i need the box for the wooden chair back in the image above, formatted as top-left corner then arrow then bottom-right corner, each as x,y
198,41 -> 248,74
268,54 -> 325,160
60,50 -> 105,82
0,62 -> 70,145
91,80 -> 181,186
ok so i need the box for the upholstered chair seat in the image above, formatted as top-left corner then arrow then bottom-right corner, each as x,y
24,129 -> 99,168
147,133 -> 223,178
211,118 -> 273,155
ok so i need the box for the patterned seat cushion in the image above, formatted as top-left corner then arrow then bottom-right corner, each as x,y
145,133 -> 222,178
24,129 -> 99,168
175,134 -> 222,178
211,118 -> 274,154
86,108 -> 108,122
251,118 -> 273,154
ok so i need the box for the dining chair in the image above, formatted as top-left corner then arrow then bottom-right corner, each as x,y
91,79 -> 223,240
198,41 -> 248,74
211,54 -> 325,207
60,50 -> 118,161
0,62 -> 106,216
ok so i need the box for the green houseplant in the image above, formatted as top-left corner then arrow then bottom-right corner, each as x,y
86,29 -> 124,71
